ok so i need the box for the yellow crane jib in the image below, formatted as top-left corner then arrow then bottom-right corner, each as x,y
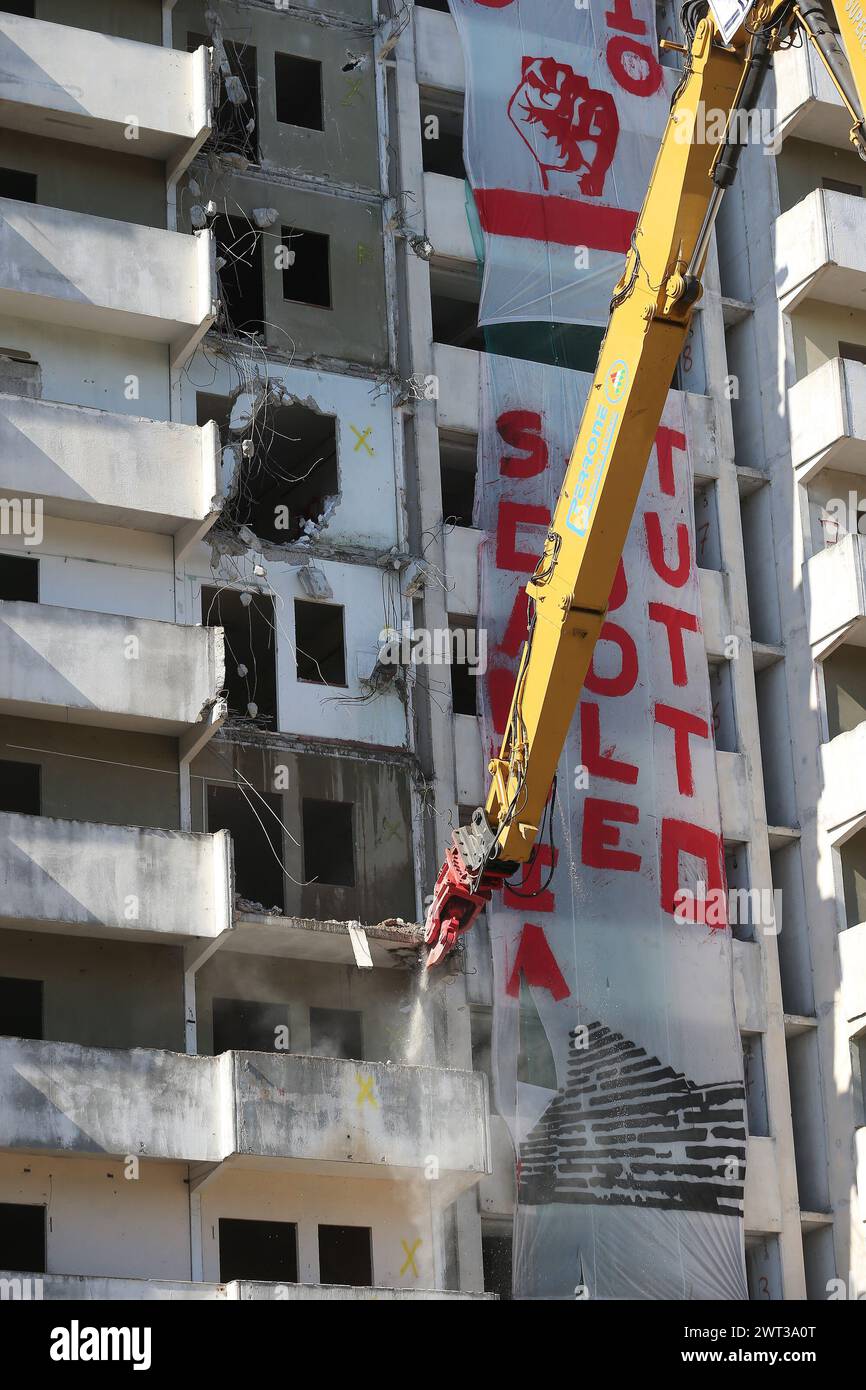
424,0 -> 866,968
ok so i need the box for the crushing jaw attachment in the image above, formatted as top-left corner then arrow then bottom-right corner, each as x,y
423,809 -> 515,968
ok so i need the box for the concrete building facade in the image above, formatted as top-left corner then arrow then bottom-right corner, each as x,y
0,0 -> 862,1301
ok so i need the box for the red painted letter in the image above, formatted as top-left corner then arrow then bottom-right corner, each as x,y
648,603 -> 701,686
654,426 -> 687,497
506,923 -> 570,1000
580,702 -> 639,785
495,499 -> 550,573
497,410 -> 548,478
660,819 -> 726,926
654,703 -> 710,796
584,621 -> 639,697
645,511 -> 691,588
582,797 -> 641,872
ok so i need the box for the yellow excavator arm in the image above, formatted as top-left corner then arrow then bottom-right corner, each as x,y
424,0 -> 866,967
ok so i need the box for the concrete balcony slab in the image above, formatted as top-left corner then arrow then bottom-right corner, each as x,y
0,15 -> 211,174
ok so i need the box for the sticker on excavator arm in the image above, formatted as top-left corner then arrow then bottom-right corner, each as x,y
707,0 -> 751,43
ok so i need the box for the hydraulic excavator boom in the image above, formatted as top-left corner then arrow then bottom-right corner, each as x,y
424,0 -> 866,967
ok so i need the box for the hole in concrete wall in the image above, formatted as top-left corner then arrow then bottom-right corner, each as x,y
840,826 -> 866,929
302,799 -> 355,887
219,1218 -> 298,1283
0,554 -> 38,603
739,484 -> 780,646
309,1005 -> 363,1061
275,52 -> 323,131
0,1203 -> 44,1275
431,268 -> 485,351
294,599 -> 346,686
745,1234 -> 782,1300
2,3 -> 36,18
771,841 -> 815,1017
709,659 -> 737,753
416,0 -> 450,9
439,431 -> 476,527
693,480 -> 722,571
213,214 -> 265,338
196,392 -> 232,444
724,844 -> 755,943
0,976 -> 43,1039
742,1032 -> 770,1137
212,997 -> 289,1054
189,33 -> 258,157
207,783 -> 284,912
754,662 -> 796,827
822,645 -> 866,740
318,1224 -> 373,1286
0,168 -> 36,204
802,1225 -> 837,1300
482,1232 -> 513,1300
787,1028 -> 830,1211
228,399 -> 338,545
280,226 -> 331,308
0,759 -> 40,815
448,615 -> 479,716
419,91 -> 466,179
0,349 -> 41,400
202,585 -> 277,727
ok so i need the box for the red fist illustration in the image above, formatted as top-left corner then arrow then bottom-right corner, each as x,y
508,56 -> 620,197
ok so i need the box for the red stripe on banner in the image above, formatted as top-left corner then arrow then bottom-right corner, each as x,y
473,188 -> 637,253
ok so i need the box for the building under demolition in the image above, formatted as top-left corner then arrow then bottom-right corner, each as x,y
0,0 -> 863,1304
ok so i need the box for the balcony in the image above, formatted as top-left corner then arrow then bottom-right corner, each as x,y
839,920 -> 866,1023
0,394 -> 222,552
0,1271 -> 491,1301
0,199 -> 216,367
744,1135 -> 782,1232
0,813 -> 232,943
431,344 -> 721,456
415,5 -> 463,93
804,531 -> 866,659
445,524 -> 481,615
775,188 -> 866,313
699,568 -> 730,660
717,750 -> 751,844
433,343 -> 480,434
0,601 -> 224,734
773,37 -> 851,150
454,712 -> 484,806
0,1041 -> 490,1194
789,356 -> 866,483
820,719 -> 866,842
0,15 -> 211,175
231,910 -> 423,968
734,940 -> 766,1033
425,172 -> 474,265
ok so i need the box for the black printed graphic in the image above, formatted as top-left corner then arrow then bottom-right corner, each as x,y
519,1021 -> 746,1213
